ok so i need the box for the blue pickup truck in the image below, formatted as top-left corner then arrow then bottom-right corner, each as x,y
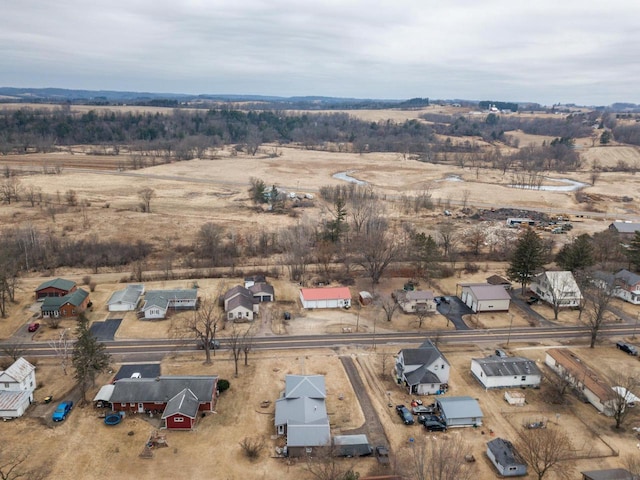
52,401 -> 73,422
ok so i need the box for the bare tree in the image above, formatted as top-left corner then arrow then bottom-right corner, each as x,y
608,371 -> 640,429
188,297 -> 224,365
305,445 -> 357,480
463,224 -> 486,256
582,277 -> 616,348
241,326 -> 255,366
415,309 -> 429,329
546,273 -> 582,321
437,221 -> 458,260
400,435 -> 474,480
0,446 -> 49,480
515,427 -> 574,480
138,187 -> 156,213
355,217 -> 398,287
24,184 -> 42,207
0,343 -> 25,362
378,295 -> 399,322
228,324 -> 243,377
49,328 -> 73,375
280,222 -> 315,285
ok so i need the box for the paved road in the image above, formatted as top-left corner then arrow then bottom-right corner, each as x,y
339,356 -> 388,448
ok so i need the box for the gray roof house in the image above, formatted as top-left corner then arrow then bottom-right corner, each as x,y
275,375 -> 331,457
226,294 -> 257,322
107,284 -> 145,312
471,356 -> 542,389
436,396 -> 483,427
394,340 -> 449,395
486,438 -> 527,477
139,289 -> 198,319
582,469 -> 637,480
609,221 -> 640,235
394,289 -> 436,313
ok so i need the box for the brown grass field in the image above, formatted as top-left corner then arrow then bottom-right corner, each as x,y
1,106 -> 640,479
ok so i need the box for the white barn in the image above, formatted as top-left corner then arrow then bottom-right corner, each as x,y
299,287 -> 351,309
459,283 -> 511,312
0,358 -> 36,419
471,356 -> 542,389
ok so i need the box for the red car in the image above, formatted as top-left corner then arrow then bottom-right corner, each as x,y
27,322 -> 40,332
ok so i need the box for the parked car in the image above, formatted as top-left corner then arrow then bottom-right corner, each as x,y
52,401 -> 73,422
375,446 -> 390,465
197,339 -> 221,350
434,297 -> 441,306
526,296 -> 539,305
412,403 -> 437,415
283,311 -> 291,320
417,414 -> 443,425
27,322 -> 40,332
423,420 -> 447,432
616,341 -> 638,356
395,405 -> 414,425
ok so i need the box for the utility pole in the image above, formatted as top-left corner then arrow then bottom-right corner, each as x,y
506,314 -> 514,346
633,312 -> 639,340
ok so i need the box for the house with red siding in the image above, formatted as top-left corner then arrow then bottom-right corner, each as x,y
41,289 -> 90,318
35,278 -> 77,300
106,376 -> 218,430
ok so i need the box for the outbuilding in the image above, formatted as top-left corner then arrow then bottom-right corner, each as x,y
436,396 -> 483,427
332,435 -> 373,457
504,391 -> 526,406
486,438 -> 528,477
471,356 -> 541,389
107,284 -> 145,312
459,283 -> 511,313
300,287 -> 351,309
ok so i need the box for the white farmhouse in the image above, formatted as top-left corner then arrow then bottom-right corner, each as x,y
0,358 -> 36,419
530,271 -> 582,308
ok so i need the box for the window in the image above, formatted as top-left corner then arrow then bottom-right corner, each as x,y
173,417 -> 184,423
305,448 -> 312,454
521,376 -> 526,381
508,467 -> 517,471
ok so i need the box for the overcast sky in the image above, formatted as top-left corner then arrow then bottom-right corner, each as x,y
1,0 -> 639,105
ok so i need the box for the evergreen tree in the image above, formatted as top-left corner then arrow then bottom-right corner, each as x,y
627,231 -> 640,271
555,234 -> 594,272
72,315 -> 111,403
324,197 -> 348,243
507,228 -> 546,294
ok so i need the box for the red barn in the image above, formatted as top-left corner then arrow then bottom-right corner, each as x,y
35,278 -> 77,300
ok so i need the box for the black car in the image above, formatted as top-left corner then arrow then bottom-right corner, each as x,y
526,296 -> 539,305
198,339 -> 221,350
423,420 -> 447,432
417,414 -> 443,425
395,405 -> 414,425
616,341 -> 638,356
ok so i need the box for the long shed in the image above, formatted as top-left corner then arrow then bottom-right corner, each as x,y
299,287 -> 351,309
486,438 -> 528,477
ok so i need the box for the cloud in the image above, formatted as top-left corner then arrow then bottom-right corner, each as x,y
1,0 -> 639,104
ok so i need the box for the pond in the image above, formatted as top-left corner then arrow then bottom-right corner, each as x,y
332,171 -> 367,185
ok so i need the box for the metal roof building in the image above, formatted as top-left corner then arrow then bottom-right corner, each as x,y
437,396 -> 483,427
471,356 -> 542,389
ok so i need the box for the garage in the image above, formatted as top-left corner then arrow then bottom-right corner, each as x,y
459,283 -> 510,313
299,287 -> 352,309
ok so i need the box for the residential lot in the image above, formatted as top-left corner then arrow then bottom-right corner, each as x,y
3,338 -> 639,479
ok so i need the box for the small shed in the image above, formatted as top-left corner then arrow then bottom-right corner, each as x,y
359,291 -> 373,306
486,438 -> 528,477
332,434 -> 373,457
504,390 -> 526,406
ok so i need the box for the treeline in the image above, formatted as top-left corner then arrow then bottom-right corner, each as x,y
421,112 -> 594,142
0,107 -> 435,156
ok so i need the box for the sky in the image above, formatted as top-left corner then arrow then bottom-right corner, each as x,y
1,0 -> 639,105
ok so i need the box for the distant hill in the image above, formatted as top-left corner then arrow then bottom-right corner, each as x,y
0,87 -> 407,110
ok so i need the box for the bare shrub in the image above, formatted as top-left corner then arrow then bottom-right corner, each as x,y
239,436 -> 265,460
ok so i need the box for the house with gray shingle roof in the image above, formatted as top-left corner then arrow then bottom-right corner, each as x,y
107,284 -> 145,311
139,289 -> 198,319
0,358 -> 36,419
608,221 -> 640,236
275,375 -> 331,457
471,355 -> 542,389
613,269 -> 640,304
161,388 -> 200,429
394,339 -> 449,395
107,375 -> 218,429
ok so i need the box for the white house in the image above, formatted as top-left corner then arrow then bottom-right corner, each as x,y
299,287 -> 351,309
459,283 -> 511,312
395,290 -> 437,313
139,289 -> 198,320
226,295 -> 256,322
612,270 -> 640,305
0,358 -> 36,419
394,340 -> 449,395
545,349 -> 617,416
471,355 -> 542,389
530,271 -> 582,308
437,396 -> 483,427
107,284 -> 145,312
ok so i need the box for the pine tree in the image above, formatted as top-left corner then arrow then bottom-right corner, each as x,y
72,314 -> 111,403
507,228 -> 545,294
556,233 -> 594,272
627,231 -> 640,271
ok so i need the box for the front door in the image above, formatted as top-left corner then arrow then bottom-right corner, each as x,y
138,403 -> 144,413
